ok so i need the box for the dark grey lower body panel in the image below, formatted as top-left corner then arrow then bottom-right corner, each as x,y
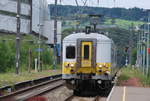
62,74 -> 77,79
92,74 -> 113,80
62,74 -> 113,80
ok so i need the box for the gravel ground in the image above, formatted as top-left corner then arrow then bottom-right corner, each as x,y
44,86 -> 73,101
43,86 -> 107,101
71,97 -> 106,101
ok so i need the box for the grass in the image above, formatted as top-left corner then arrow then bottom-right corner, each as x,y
115,19 -> 144,29
0,33 -> 61,87
105,18 -> 144,29
63,18 -> 144,30
0,69 -> 61,87
118,66 -> 150,86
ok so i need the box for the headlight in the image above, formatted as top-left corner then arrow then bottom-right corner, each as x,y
97,80 -> 102,84
70,64 -> 74,67
99,65 -> 103,68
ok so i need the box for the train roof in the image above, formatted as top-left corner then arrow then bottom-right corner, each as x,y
63,32 -> 112,42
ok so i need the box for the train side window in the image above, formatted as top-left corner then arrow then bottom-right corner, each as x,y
66,46 -> 75,59
84,45 -> 89,59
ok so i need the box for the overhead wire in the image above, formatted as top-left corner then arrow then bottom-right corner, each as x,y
75,0 -> 79,6
113,0 -> 116,8
60,0 -> 62,4
73,0 -> 89,17
76,0 -> 89,14
81,0 -> 88,6
97,0 -> 99,4
59,0 -> 105,28
73,0 -> 89,30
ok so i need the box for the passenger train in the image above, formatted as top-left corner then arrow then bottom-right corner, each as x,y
62,27 -> 117,95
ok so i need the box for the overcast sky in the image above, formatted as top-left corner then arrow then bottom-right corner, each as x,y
47,0 -> 150,9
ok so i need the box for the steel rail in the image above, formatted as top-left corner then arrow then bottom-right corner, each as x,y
17,80 -> 64,101
0,74 -> 62,96
0,74 -> 63,101
64,95 -> 74,101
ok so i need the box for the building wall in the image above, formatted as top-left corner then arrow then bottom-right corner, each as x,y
0,0 -> 62,45
0,0 -> 30,16
32,0 -> 50,33
0,14 -> 30,33
0,0 -> 30,34
43,20 -> 62,44
32,0 -> 62,45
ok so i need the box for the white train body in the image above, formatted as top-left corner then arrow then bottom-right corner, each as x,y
62,32 -> 117,94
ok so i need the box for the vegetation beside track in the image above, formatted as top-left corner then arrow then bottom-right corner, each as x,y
0,69 -> 61,87
0,34 -> 59,73
118,66 -> 150,87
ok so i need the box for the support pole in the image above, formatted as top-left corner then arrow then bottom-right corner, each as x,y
136,32 -> 139,67
137,26 -> 141,70
38,26 -> 41,71
146,11 -> 150,76
129,24 -> 134,65
53,0 -> 58,69
139,30 -> 142,68
16,0 -> 21,74
38,0 -> 43,72
143,34 -> 146,74
142,27 -> 146,74
28,48 -> 32,73
30,0 -> 32,34
28,0 -> 32,73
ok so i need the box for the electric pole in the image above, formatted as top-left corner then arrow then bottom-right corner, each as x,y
16,0 -> 21,74
38,0 -> 44,72
143,31 -> 146,74
28,0 -> 32,73
137,28 -> 142,68
30,0 -> 32,35
137,30 -> 139,67
53,0 -> 58,69
129,23 -> 134,65
146,10 -> 150,76
139,30 -> 143,69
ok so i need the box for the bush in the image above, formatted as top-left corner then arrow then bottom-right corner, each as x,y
0,35 -> 55,73
0,42 -> 15,72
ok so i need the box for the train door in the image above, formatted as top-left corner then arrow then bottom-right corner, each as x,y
77,39 -> 97,69
81,42 -> 92,67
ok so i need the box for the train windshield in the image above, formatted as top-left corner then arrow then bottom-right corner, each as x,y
84,45 -> 89,59
66,46 -> 75,59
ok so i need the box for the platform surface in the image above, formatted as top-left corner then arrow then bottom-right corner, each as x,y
107,86 -> 150,101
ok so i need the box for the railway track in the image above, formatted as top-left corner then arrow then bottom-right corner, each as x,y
64,75 -> 116,101
0,74 -> 64,101
64,95 -> 74,101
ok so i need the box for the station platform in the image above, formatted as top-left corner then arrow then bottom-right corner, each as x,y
107,86 -> 150,101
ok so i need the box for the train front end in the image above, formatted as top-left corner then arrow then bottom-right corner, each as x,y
62,32 -> 117,95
